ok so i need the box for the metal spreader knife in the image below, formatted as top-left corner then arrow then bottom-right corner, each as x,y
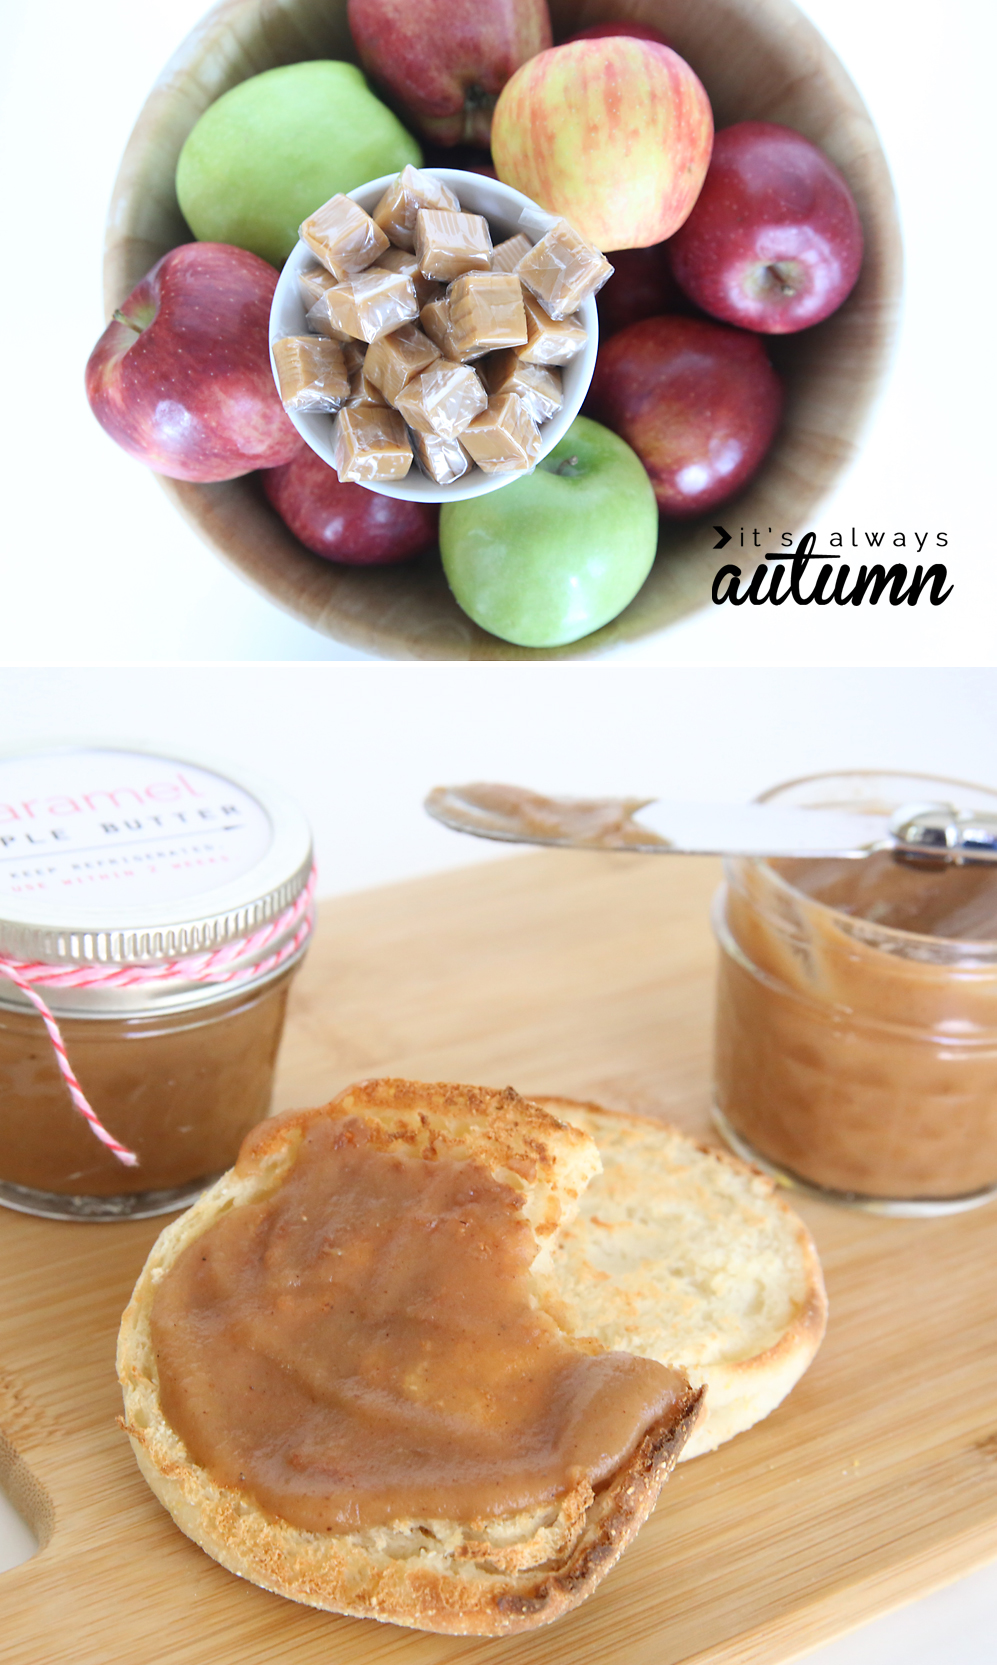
425,783 -> 997,863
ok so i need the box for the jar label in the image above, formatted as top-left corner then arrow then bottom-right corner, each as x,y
0,749 -> 273,908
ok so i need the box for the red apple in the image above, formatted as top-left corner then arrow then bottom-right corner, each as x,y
564,22 -> 672,47
492,38 -> 713,250
596,244 -> 687,337
261,447 -> 438,565
85,243 -> 303,482
585,315 -> 783,517
347,0 -> 552,146
669,122 -> 864,333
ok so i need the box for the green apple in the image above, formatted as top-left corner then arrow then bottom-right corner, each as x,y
440,417 -> 658,647
175,61 -> 421,267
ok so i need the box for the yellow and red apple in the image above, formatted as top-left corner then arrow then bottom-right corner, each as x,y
491,38 -> 713,251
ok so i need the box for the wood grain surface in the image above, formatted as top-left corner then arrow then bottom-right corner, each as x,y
102,0 -> 903,659
2,852 -> 996,1665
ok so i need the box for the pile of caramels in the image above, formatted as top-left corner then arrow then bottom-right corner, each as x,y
271,167 -> 613,487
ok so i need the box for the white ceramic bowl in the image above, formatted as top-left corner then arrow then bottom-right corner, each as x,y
268,168 -> 600,505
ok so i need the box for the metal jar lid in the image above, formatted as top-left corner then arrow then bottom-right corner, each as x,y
0,743 -> 314,1016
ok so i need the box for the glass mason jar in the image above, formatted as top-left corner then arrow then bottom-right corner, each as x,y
712,771 -> 997,1215
0,743 -> 314,1221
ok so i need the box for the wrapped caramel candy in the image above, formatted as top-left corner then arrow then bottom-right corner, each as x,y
341,340 -> 367,377
306,268 -> 419,344
415,210 -> 492,282
516,292 -> 588,366
272,336 -> 350,414
481,351 -> 563,423
419,297 -> 479,363
299,265 -> 339,307
447,272 -> 528,358
410,430 -> 473,486
300,194 -> 389,281
304,294 -> 352,342
341,340 -> 383,407
517,218 -> 613,320
491,233 -> 532,274
372,166 -> 461,252
419,297 -> 453,356
332,405 -> 412,482
375,245 -> 444,310
395,361 -> 487,441
460,392 -> 543,475
364,323 -> 441,405
346,365 -> 389,408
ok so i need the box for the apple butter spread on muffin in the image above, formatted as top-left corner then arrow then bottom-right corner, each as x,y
118,1080 -> 702,1635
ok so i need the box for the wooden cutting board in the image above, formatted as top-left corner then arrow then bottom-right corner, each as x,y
2,851 -> 996,1665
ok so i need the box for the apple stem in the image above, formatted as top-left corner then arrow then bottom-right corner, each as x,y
555,455 -> 581,476
462,83 -> 497,144
766,263 -> 798,296
112,308 -> 143,334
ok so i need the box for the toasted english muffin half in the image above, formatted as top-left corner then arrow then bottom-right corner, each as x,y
533,1098 -> 827,1460
117,1080 -> 704,1637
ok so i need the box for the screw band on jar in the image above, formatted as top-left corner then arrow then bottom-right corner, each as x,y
0,867 -> 317,1168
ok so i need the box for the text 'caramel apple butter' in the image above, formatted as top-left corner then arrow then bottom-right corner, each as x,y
150,1112 -> 686,1532
0,744 -> 313,1220
713,773 -> 997,1210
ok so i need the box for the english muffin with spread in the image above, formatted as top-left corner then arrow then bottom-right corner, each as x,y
534,1096 -> 828,1460
117,1080 -> 703,1636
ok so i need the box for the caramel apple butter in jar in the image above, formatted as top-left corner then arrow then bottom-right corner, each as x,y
712,772 -> 997,1215
0,745 -> 313,1220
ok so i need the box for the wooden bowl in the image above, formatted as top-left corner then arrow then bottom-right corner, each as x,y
105,0 -> 903,661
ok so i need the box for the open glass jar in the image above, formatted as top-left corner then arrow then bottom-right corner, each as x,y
712,771 -> 997,1215
0,744 -> 314,1220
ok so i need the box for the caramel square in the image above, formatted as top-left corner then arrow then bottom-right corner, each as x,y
490,233 -> 532,274
460,392 -> 543,474
351,268 -> 420,340
415,210 -> 492,282
516,292 -> 587,366
447,272 -> 528,358
372,165 -> 461,251
419,297 -> 452,356
300,194 -> 389,280
306,269 -> 418,343
516,218 -> 613,319
376,244 -> 444,309
272,336 -> 349,413
421,297 -> 495,363
299,264 -> 338,307
331,405 -> 412,482
306,289 -> 358,341
411,430 -> 473,486
341,339 -> 367,377
364,323 -> 441,405
346,365 -> 388,408
481,351 -> 563,423
395,361 -> 487,440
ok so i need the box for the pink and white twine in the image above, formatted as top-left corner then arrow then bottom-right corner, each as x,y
0,867 -> 317,1168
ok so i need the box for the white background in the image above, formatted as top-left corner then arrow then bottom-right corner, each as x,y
0,664 -> 996,1665
0,0 -> 994,662
0,666 -> 993,900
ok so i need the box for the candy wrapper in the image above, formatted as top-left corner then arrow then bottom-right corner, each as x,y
272,336 -> 349,413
